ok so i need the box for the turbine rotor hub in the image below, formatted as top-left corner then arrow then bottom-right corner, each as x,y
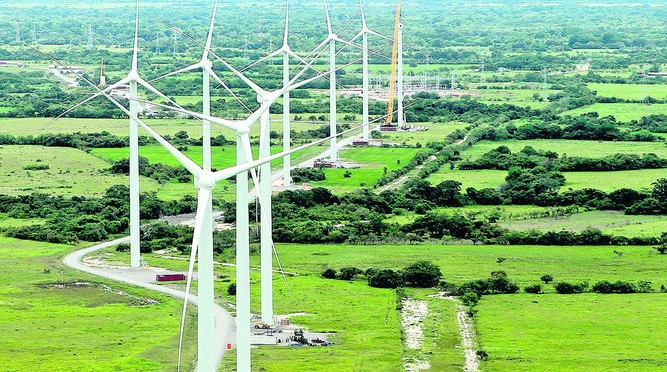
196,171 -> 216,189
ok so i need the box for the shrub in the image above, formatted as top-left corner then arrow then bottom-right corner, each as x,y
403,261 -> 443,288
554,281 -> 588,294
592,280 -> 637,294
540,274 -> 554,284
460,291 -> 480,306
115,243 -> 130,252
227,283 -> 236,296
23,163 -> 50,171
524,284 -> 542,294
337,267 -> 362,280
321,268 -> 337,279
368,269 -> 404,288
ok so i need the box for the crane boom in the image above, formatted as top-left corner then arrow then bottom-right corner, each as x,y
385,0 -> 402,126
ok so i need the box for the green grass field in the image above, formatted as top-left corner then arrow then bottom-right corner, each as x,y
95,241 -> 667,371
90,144 -> 322,172
0,116 -> 328,140
475,88 -> 560,109
379,122 -> 469,146
0,237 -> 197,371
268,244 -> 667,286
498,210 -> 667,238
428,168 -> 664,193
386,204 -> 556,225
477,294 -> 667,371
458,139 -> 667,161
0,145 -> 160,197
562,103 -> 667,121
310,147 -> 422,193
587,83 -> 667,101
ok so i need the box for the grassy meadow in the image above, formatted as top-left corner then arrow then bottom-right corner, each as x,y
165,242 -> 665,371
310,147 -> 422,193
0,237 -> 197,371
458,139 -> 667,161
562,103 -> 667,121
0,145 -> 160,197
587,83 -> 667,100
428,167 -> 664,194
498,210 -> 667,238
477,294 -> 667,371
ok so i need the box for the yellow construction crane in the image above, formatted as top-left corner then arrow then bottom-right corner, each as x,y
384,0 -> 402,126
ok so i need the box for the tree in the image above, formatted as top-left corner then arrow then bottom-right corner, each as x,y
321,268 -> 337,279
524,284 -> 542,294
540,274 -> 554,284
368,269 -> 404,288
651,178 -> 667,202
403,261 -> 442,287
337,267 -> 362,280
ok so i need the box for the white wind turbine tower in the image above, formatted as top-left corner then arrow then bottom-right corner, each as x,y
39,1 -> 186,269
324,0 -> 339,162
351,0 -> 395,142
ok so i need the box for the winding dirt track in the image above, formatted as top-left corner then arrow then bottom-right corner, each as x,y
62,236 -> 236,370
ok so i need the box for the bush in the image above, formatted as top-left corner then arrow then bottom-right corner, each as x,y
368,269 -> 404,288
540,274 -> 554,284
227,283 -> 236,296
460,291 -> 480,306
554,281 -> 588,294
23,163 -> 50,170
403,261 -> 442,287
336,267 -> 362,280
291,168 -> 326,183
524,284 -> 542,294
321,268 -> 337,279
115,243 -> 130,252
592,280 -> 637,294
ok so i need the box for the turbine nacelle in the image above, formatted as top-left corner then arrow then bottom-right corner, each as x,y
196,171 -> 217,190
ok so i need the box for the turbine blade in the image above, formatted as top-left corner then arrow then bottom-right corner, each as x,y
334,35 -> 363,51
128,96 -> 240,132
149,63 -> 201,83
207,49 -> 265,95
251,48 -> 284,68
324,0 -> 333,35
368,28 -> 394,42
210,101 -> 425,183
203,0 -> 218,60
204,66 -> 253,113
360,0 -> 367,27
176,187 -> 213,372
240,132 -> 261,191
37,77 -> 129,134
136,76 -> 185,110
131,0 -> 139,73
282,0 -> 290,46
350,30 -> 364,43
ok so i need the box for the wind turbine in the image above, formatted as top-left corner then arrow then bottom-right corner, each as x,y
351,0 -> 395,142
39,0 -> 185,269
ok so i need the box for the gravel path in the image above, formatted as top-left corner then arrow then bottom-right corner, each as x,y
429,293 -> 479,372
62,236 -> 236,371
